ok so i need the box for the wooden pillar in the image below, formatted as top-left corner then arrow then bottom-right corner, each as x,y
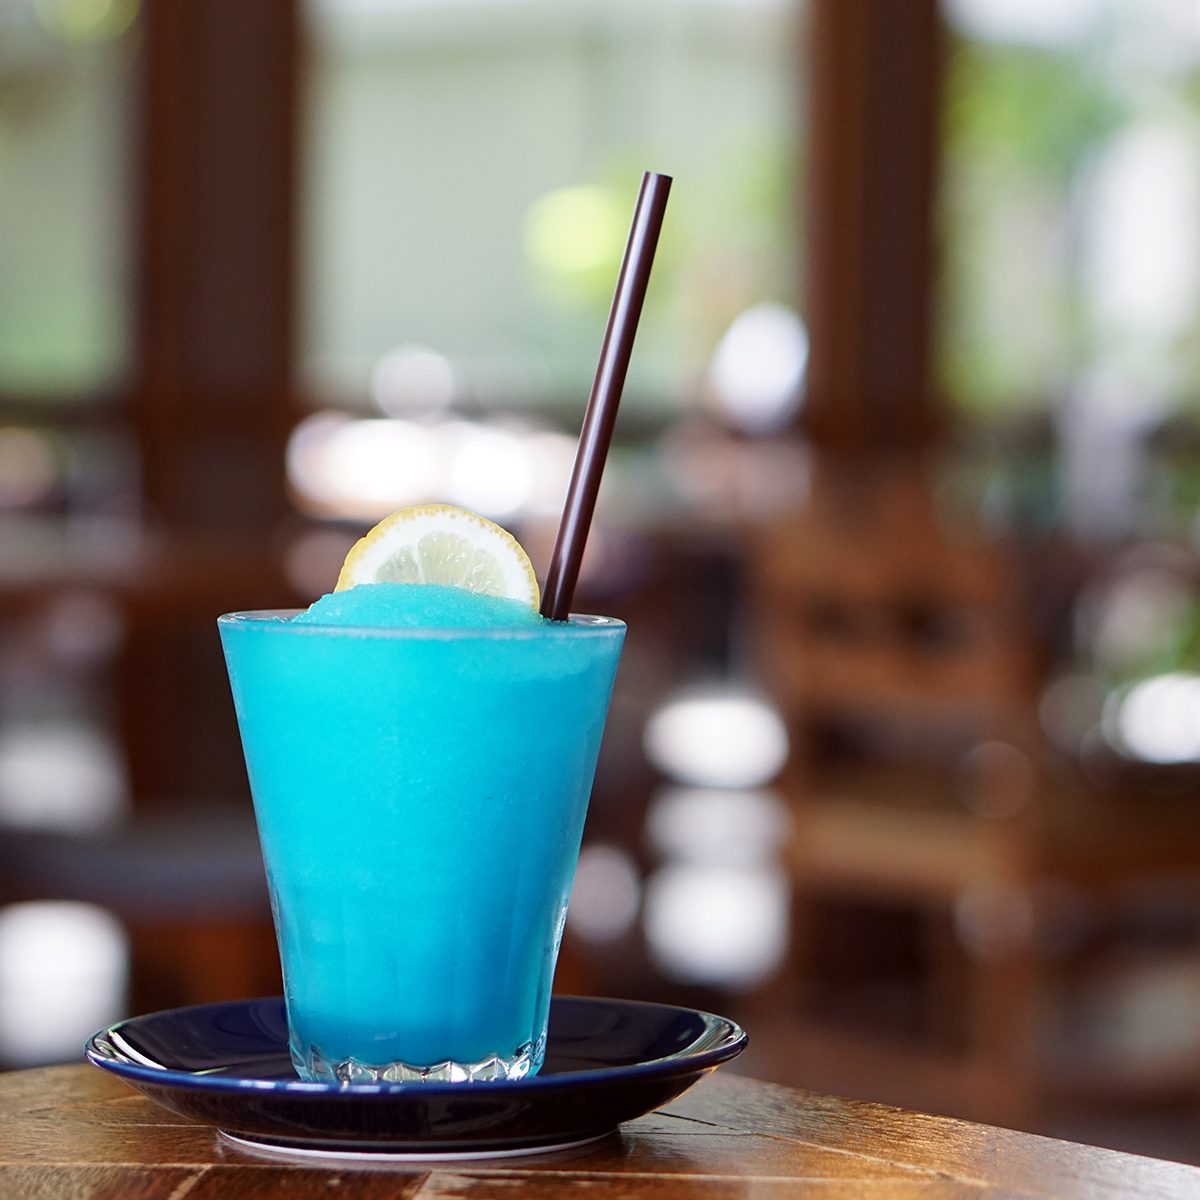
134,0 -> 299,538
121,0 -> 301,803
802,0 -> 944,458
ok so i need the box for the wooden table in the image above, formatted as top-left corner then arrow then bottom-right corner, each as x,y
4,1063 -> 1199,1198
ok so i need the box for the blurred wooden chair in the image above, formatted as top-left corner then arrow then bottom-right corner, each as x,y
746,463 -> 1055,1124
746,464 -> 1200,1132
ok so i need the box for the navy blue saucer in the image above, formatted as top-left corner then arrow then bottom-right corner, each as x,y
86,996 -> 746,1159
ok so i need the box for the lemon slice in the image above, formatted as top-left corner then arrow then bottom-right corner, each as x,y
335,504 -> 540,609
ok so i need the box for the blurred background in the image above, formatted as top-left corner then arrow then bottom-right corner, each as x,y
3,0 -> 1200,1162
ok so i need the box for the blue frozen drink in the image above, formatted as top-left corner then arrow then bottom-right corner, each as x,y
219,509 -> 623,1083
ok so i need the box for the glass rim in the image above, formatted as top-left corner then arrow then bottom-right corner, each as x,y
217,610 -> 625,639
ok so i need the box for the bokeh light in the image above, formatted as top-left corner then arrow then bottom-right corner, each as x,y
643,863 -> 788,988
1039,672 -> 1109,753
707,303 -> 808,434
0,721 -> 128,833
1104,673 -> 1200,764
953,884 -> 1035,959
0,901 -> 128,1066
286,412 -> 443,517
0,427 -> 58,509
445,424 -> 535,518
370,345 -> 457,418
1084,563 -> 1196,678
288,411 -> 567,522
644,687 -> 789,789
956,741 -> 1035,820
567,843 -> 642,944
645,786 -> 789,867
525,184 -> 627,279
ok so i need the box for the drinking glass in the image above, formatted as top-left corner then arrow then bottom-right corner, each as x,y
219,610 -> 624,1083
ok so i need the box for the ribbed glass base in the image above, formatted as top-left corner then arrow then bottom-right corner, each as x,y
295,1032 -> 544,1085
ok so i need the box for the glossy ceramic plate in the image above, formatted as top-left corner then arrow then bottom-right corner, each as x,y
86,995 -> 747,1160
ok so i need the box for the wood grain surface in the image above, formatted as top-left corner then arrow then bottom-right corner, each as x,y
3,1063 -> 1198,1199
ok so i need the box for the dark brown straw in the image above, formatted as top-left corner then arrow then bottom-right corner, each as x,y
540,170 -> 672,621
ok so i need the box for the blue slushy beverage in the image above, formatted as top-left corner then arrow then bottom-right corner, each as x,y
219,582 -> 623,1083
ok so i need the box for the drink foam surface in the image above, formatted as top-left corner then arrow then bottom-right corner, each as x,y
293,582 -> 545,629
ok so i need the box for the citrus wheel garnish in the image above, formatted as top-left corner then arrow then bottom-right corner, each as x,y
335,505 -> 540,610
